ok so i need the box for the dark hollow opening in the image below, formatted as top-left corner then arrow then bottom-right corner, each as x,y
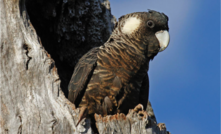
25,0 -> 113,98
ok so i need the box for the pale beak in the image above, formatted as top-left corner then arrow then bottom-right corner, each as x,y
155,30 -> 170,52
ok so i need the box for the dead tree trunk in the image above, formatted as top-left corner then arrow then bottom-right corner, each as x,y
0,0 -> 169,133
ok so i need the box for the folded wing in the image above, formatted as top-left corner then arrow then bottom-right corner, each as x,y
68,47 -> 99,107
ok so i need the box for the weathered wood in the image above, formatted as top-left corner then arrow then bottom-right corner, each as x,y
0,0 -> 170,133
0,0 -> 93,133
95,104 -> 169,134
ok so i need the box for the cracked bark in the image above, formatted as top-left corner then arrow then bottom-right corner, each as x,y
0,0 -> 170,133
23,44 -> 32,70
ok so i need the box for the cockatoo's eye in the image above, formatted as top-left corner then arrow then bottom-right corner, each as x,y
147,20 -> 155,28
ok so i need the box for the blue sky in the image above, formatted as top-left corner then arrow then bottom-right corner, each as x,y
109,0 -> 220,133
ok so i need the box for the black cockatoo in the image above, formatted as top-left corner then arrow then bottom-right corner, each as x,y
68,10 -> 170,122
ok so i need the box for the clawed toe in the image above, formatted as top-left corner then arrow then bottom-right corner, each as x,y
134,104 -> 144,112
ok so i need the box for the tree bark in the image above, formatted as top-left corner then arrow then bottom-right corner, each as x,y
0,0 -> 169,133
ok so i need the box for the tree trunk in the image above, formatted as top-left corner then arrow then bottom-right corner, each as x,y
0,0 -> 169,133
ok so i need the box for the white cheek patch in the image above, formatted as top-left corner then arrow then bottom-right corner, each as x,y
122,17 -> 141,34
